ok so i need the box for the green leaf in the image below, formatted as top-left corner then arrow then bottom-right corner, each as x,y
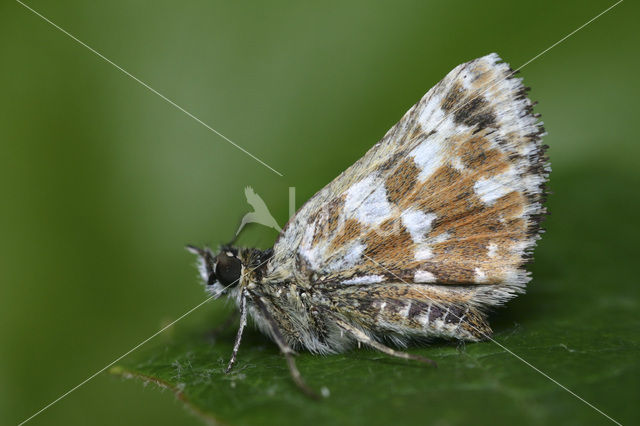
112,168 -> 639,425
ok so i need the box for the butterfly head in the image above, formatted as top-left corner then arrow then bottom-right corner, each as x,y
186,244 -> 242,296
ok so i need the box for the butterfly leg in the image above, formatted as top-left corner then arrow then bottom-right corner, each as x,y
225,292 -> 248,373
251,294 -> 320,399
335,318 -> 437,367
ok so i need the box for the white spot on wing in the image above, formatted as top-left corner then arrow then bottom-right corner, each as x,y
401,208 -> 437,242
460,72 -> 472,90
415,247 -> 433,260
398,303 -> 411,319
474,267 -> 488,283
376,301 -> 387,325
341,274 -> 384,285
401,208 -> 437,261
298,224 -> 324,270
326,243 -> 365,272
414,270 -> 436,283
487,243 -> 498,258
474,167 -> 518,205
345,175 -> 391,226
417,313 -> 429,327
301,222 -> 316,247
410,137 -> 446,181
419,304 -> 432,327
451,156 -> 465,171
417,93 -> 445,128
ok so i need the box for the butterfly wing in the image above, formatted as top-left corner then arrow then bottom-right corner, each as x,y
269,53 -> 548,308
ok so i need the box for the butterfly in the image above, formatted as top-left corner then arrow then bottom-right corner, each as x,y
188,53 -> 549,397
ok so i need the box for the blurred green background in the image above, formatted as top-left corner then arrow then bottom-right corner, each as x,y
1,0 -> 638,425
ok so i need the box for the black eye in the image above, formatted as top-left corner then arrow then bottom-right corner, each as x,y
215,253 -> 242,286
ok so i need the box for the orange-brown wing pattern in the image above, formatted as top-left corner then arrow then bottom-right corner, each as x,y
269,53 -> 548,309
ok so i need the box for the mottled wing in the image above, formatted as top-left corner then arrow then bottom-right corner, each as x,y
269,53 -> 548,308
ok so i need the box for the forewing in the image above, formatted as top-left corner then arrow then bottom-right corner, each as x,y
270,53 -> 548,307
